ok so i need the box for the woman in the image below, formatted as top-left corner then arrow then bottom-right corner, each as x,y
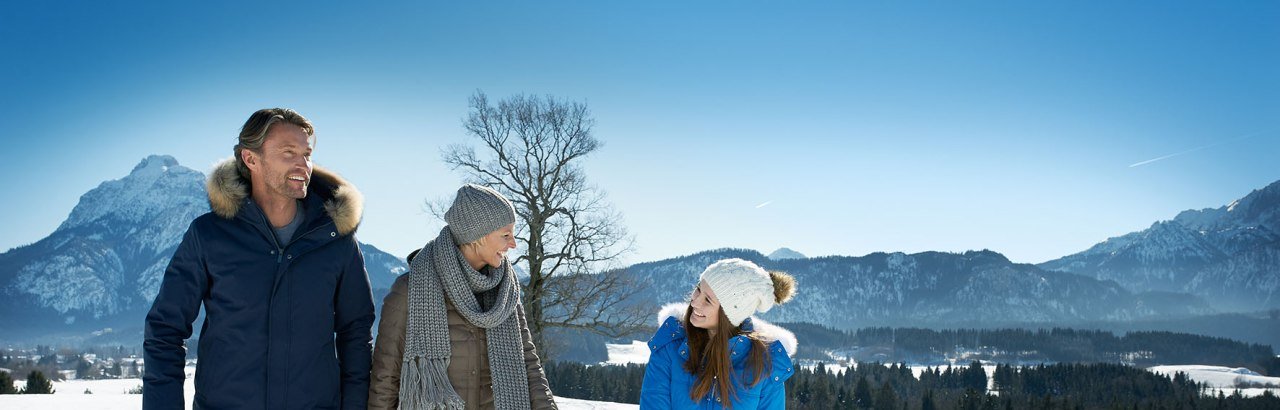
641,258 -> 798,409
370,184 -> 555,410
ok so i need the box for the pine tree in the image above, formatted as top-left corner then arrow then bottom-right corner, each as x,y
0,371 -> 17,394
854,376 -> 873,409
992,363 -> 1014,393
75,355 -> 93,380
811,373 -> 834,409
921,389 -> 937,410
836,385 -> 848,408
957,388 -> 983,410
22,370 -> 54,394
792,373 -> 809,406
963,361 -> 987,393
873,382 -> 897,410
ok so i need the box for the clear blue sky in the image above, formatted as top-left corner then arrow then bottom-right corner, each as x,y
2,1 -> 1277,265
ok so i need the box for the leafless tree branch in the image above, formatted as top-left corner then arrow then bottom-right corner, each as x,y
437,90 -> 645,355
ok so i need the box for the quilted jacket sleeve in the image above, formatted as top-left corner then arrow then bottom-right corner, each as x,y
143,223 -> 208,410
640,319 -> 684,410
335,239 -> 375,409
368,275 -> 409,410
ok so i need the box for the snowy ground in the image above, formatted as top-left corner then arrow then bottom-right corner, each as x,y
0,367 -> 637,409
605,340 -> 651,365
23,357 -> 1269,408
1149,365 -> 1280,398
794,361 -> 1280,399
0,394 -> 635,410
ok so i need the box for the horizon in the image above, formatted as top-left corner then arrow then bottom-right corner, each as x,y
3,2 -> 1278,266
10,150 -> 1278,266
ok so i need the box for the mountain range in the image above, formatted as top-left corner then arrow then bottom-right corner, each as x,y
1040,180 -> 1280,311
1,155 -> 1276,346
618,248 -> 1210,330
620,180 -> 1280,328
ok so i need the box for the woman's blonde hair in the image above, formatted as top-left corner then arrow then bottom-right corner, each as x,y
460,235 -> 490,254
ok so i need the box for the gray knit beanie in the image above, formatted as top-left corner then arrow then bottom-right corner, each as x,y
444,184 -> 517,244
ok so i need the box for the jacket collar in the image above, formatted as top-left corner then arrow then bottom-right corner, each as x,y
206,157 -> 364,235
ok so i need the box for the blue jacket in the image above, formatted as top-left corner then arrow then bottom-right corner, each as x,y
640,303 -> 796,410
144,159 -> 375,410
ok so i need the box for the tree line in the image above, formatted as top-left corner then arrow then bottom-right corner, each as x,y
784,324 -> 1277,373
1,345 -> 144,382
0,370 -> 54,394
544,360 -> 1280,409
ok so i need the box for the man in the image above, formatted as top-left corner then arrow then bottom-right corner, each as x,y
144,108 -> 375,409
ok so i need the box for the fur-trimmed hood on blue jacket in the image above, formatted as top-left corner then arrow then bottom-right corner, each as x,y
647,303 -> 797,359
640,303 -> 797,409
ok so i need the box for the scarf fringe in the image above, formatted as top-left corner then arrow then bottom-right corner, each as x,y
400,357 -> 465,410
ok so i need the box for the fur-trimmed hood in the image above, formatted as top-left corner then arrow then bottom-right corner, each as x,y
206,157 -> 364,235
655,302 -> 798,357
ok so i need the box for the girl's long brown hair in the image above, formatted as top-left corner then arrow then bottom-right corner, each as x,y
683,305 -> 771,407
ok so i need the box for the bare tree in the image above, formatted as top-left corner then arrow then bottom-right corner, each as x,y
436,90 -> 645,354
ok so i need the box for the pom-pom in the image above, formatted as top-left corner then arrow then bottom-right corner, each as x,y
769,271 -> 796,304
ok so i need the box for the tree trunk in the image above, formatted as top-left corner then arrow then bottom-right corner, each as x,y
525,256 -> 547,357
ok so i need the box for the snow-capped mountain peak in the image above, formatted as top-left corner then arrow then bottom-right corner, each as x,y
767,247 -> 806,260
1042,179 -> 1280,311
57,155 -> 205,233
0,155 -> 406,340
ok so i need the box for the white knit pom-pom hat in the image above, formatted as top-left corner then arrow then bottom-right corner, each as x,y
699,258 -> 777,326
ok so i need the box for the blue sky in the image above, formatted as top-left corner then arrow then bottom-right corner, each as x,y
2,1 -> 1277,265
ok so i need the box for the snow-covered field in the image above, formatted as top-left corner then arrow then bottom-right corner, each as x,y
1149,365 -> 1280,398
0,369 -> 637,410
605,340 -> 651,365
0,393 -> 635,410
17,361 -> 1272,408
792,361 -> 1280,399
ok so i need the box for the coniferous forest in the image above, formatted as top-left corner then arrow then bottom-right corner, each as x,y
543,326 -> 1280,408
545,360 -> 1280,409
783,325 -> 1276,371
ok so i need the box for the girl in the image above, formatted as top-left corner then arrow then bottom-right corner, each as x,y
641,258 -> 797,409
370,184 -> 555,410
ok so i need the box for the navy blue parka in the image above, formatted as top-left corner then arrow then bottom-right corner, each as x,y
144,159 -> 375,410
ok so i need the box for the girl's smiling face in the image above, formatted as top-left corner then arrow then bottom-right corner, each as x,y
689,280 -> 722,331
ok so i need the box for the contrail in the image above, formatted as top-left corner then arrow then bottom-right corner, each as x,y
755,201 -> 772,209
1129,146 -> 1214,168
1128,130 -> 1267,168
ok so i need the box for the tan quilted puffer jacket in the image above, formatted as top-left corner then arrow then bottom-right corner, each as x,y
368,274 -> 556,410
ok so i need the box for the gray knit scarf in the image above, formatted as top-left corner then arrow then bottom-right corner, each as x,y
401,227 -> 531,410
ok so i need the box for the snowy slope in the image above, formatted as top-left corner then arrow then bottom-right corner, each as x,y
1148,365 -> 1280,398
605,340 -> 651,365
0,377 -> 636,409
1,363 -> 636,409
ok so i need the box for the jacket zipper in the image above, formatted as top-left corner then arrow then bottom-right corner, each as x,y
252,200 -> 335,409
